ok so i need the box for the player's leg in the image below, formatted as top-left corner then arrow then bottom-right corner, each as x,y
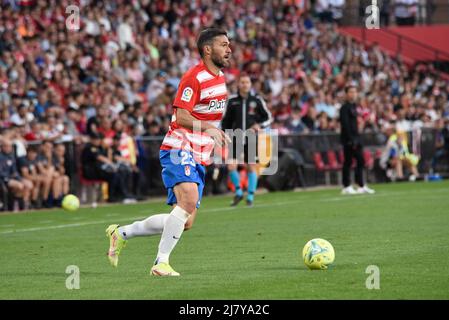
151,182 -> 198,276
229,135 -> 244,206
151,155 -> 206,276
354,147 -> 375,194
118,214 -> 169,239
354,145 -> 365,188
341,144 -> 356,194
246,163 -> 258,206
228,160 -> 243,206
246,139 -> 258,206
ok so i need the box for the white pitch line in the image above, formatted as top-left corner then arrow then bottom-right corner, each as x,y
1,187 -> 447,235
0,200 -> 308,235
0,216 -> 146,235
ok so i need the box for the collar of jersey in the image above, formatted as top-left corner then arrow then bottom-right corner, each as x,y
200,60 -> 222,78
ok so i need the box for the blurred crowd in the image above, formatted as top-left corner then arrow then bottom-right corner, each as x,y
0,0 -> 449,209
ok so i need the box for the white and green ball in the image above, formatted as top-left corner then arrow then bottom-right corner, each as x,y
302,238 -> 335,270
62,194 -> 80,212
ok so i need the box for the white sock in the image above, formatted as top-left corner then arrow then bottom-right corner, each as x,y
118,214 -> 169,240
155,206 -> 190,264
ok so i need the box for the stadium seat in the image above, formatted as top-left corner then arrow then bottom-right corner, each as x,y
313,152 -> 329,171
78,168 -> 104,205
313,152 -> 332,185
363,150 -> 374,169
327,150 -> 342,170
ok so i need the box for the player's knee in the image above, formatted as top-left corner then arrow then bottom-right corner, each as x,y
180,200 -> 197,214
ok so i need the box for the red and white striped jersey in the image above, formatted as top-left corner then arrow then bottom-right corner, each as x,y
160,61 -> 227,165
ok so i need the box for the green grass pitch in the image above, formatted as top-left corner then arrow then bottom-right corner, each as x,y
0,181 -> 448,299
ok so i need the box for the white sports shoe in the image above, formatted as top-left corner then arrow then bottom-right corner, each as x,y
356,185 -> 375,194
341,186 -> 357,195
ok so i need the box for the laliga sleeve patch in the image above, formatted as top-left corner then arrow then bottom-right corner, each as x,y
181,87 -> 193,102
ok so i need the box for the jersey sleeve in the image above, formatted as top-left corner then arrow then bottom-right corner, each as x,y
173,74 -> 200,112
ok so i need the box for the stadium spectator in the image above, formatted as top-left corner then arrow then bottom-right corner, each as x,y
287,108 -> 309,134
394,0 -> 418,26
81,132 -> 131,203
17,144 -> 42,209
340,86 -> 375,194
10,103 -> 34,128
53,143 -> 70,202
109,134 -> 137,203
431,117 -> 449,174
380,126 -> 420,181
36,140 -> 64,207
0,138 -> 32,210
0,0 -> 447,212
328,0 -> 346,25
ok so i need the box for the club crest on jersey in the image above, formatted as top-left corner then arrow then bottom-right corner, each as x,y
208,98 -> 226,111
181,87 -> 193,102
184,165 -> 191,176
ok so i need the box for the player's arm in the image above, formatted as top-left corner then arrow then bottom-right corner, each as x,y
256,95 -> 273,129
174,76 -> 230,147
176,108 -> 230,147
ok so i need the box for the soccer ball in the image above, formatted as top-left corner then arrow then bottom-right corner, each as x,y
302,238 -> 335,270
62,194 -> 80,212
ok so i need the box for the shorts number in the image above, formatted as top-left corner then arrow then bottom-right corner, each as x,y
180,151 -> 195,166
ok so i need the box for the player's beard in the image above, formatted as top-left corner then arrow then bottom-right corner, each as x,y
211,52 -> 229,69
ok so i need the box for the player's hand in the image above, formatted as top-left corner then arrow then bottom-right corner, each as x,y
249,124 -> 261,132
209,127 -> 231,148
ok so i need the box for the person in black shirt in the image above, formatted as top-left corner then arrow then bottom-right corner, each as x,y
431,117 -> 449,173
0,139 -> 33,210
340,85 -> 375,195
17,145 -> 43,209
109,134 -> 136,202
81,132 -> 127,202
221,74 -> 272,206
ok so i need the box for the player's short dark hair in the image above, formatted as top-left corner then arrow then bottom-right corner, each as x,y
197,28 -> 228,58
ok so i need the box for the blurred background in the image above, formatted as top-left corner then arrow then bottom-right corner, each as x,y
0,0 -> 448,211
